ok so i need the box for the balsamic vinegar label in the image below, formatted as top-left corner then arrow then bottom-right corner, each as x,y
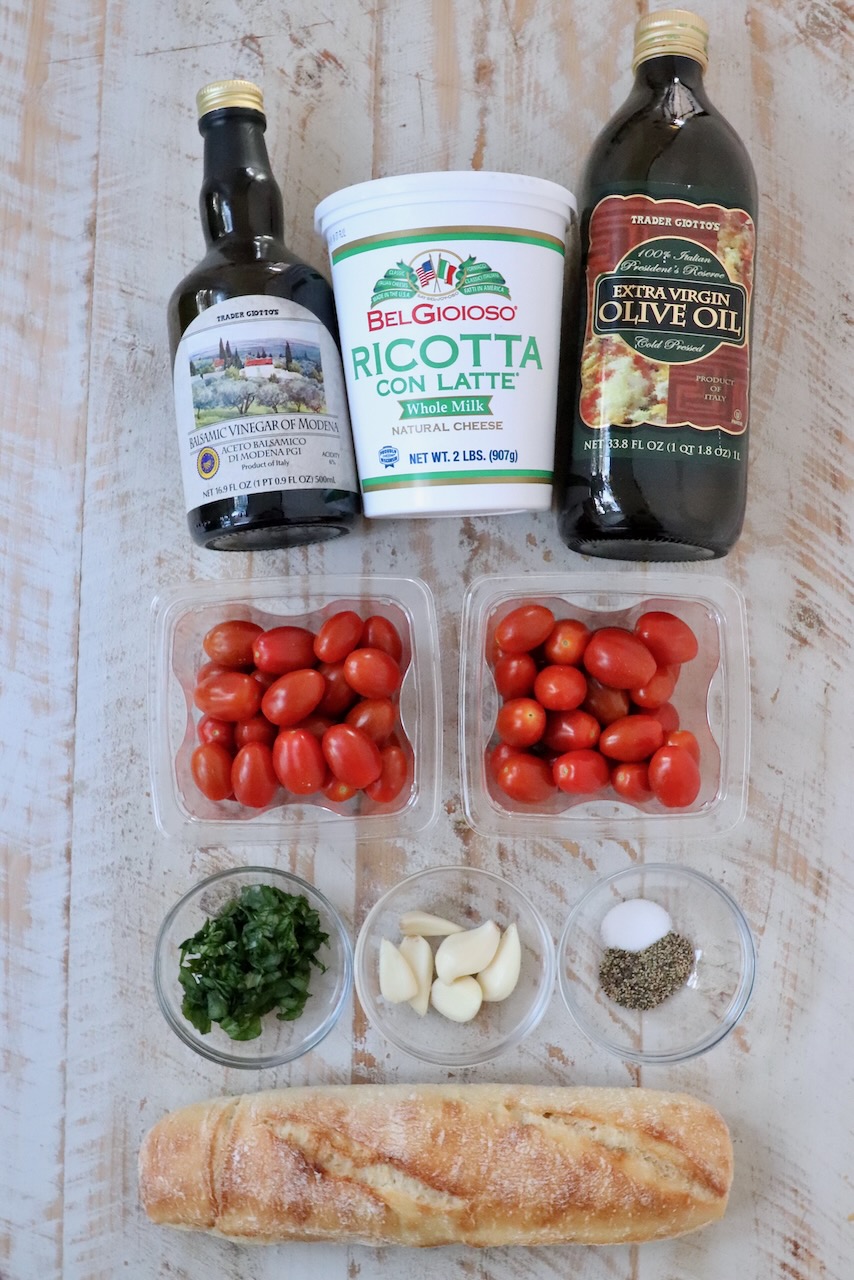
580,195 -> 755,437
173,295 -> 358,511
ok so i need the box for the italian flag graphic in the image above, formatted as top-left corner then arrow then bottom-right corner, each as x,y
436,257 -> 457,285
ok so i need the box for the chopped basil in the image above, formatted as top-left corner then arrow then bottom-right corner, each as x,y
178,883 -> 329,1041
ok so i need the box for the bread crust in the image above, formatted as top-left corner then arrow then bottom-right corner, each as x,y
139,1083 -> 732,1247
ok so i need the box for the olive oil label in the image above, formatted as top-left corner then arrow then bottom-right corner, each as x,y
580,195 -> 754,437
327,226 -> 567,504
173,295 -> 358,511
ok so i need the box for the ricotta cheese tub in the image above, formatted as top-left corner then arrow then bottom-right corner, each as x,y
315,172 -> 575,518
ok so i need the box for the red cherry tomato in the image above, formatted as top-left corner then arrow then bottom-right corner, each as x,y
343,647 -> 402,699
313,610 -> 364,663
231,742 -> 279,808
647,702 -> 680,733
361,615 -> 404,662
234,714 -> 277,750
493,653 -> 537,700
261,668 -> 326,727
583,628 -> 657,690
533,664 -> 587,711
345,697 -> 397,744
193,671 -> 263,721
665,729 -> 701,764
293,712 -> 335,739
648,744 -> 701,807
553,749 -> 610,794
582,678 -> 631,726
487,741 -> 520,780
191,742 -> 234,801
496,697 -> 547,748
272,728 -> 327,795
543,618 -> 591,666
631,664 -> 679,710
316,661 -> 359,717
598,714 -> 665,762
250,668 -> 277,691
322,724 -> 383,788
365,744 -> 409,803
202,619 -> 263,668
611,761 -> 653,802
542,709 -> 601,753
197,715 -> 235,750
252,626 -> 317,675
635,611 -> 699,665
495,753 -> 555,803
494,603 -> 555,654
322,776 -> 358,803
196,660 -> 235,684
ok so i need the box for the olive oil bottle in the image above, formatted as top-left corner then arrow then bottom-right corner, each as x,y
558,11 -> 757,559
169,80 -> 360,550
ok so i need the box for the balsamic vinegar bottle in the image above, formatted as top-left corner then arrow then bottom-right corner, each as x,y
558,10 -> 757,560
168,79 -> 360,550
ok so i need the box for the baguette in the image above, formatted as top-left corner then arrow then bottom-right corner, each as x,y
139,1083 -> 732,1247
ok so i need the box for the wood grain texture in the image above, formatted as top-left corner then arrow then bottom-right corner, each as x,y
0,1 -> 104,1275
1,0 -> 852,1277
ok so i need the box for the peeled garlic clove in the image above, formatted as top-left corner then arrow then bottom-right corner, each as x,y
399,910 -> 464,937
378,938 -> 418,1003
477,922 -> 522,1002
399,934 -> 433,1017
430,975 -> 483,1023
435,919 -> 501,984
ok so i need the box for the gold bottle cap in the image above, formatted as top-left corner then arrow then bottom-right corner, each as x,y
632,9 -> 709,72
196,79 -> 265,119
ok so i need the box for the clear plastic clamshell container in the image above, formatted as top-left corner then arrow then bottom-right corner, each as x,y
460,573 -> 750,839
149,574 -> 441,841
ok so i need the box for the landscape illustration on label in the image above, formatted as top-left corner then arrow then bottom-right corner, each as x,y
187,336 -> 327,425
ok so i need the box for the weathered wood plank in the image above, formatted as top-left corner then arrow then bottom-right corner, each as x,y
0,2 -> 104,1276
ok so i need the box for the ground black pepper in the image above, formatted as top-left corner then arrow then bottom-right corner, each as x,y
599,931 -> 695,1010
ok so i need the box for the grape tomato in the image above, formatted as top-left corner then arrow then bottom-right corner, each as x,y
193,671 -> 263,722
197,715 -> 235,749
261,668 -> 325,727
583,628 -> 657,690
252,626 -> 317,675
496,697 -> 547,748
191,742 -> 233,801
231,742 -> 279,809
344,647 -> 402,699
272,728 -> 327,795
361,614 -> 404,662
322,724 -> 383,789
494,603 -> 555,654
202,619 -> 263,668
493,653 -> 537,700
364,744 -> 409,803
495,753 -> 554,804
648,744 -> 701,808
635,611 -> 699,665
313,610 -> 364,663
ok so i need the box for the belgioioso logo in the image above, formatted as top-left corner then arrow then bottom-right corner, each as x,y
371,250 -> 510,306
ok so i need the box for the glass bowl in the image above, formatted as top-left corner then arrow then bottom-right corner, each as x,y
355,866 -> 555,1066
149,574 -> 441,841
557,863 -> 755,1064
460,572 -> 750,839
154,866 -> 353,1068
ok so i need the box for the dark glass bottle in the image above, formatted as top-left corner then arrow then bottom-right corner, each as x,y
558,11 -> 757,560
168,79 -> 360,550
